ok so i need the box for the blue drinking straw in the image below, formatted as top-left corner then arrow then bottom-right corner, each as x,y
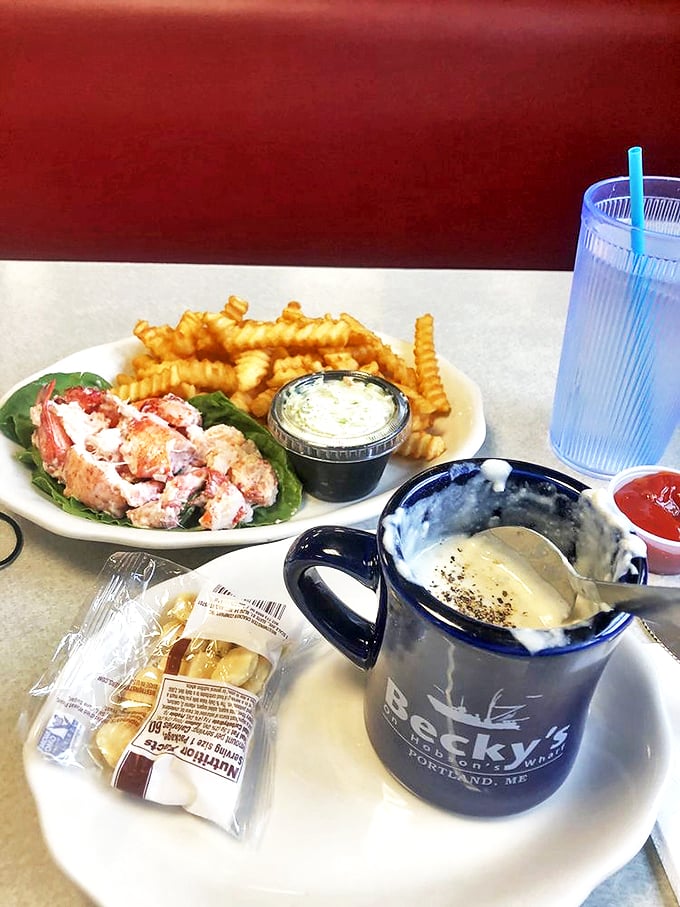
628,145 -> 645,254
626,145 -> 654,450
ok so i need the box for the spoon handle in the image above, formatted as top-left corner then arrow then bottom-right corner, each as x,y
577,576 -> 680,617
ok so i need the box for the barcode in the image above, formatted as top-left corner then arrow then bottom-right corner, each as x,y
248,598 -> 287,621
211,584 -> 286,621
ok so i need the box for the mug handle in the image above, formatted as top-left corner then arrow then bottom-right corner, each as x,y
283,526 -> 384,669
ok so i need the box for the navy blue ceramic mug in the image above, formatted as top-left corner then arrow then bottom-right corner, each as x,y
283,458 -> 647,817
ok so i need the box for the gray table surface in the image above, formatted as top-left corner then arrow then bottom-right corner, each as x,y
0,261 -> 678,907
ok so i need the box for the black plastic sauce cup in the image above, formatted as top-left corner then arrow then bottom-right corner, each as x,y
268,371 -> 411,502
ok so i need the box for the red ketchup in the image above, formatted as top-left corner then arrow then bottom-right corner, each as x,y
613,471 -> 680,542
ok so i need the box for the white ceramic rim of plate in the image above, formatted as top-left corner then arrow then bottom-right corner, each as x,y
0,335 -> 486,548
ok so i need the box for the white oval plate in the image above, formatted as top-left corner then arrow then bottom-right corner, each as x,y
0,337 -> 485,548
24,539 -> 672,907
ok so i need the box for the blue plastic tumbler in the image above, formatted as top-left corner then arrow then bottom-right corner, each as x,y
550,176 -> 680,478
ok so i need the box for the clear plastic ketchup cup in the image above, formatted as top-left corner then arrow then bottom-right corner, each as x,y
609,466 -> 680,575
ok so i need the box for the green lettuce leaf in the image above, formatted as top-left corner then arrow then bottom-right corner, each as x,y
0,375 -> 302,530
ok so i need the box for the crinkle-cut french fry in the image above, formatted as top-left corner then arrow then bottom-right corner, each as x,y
266,366 -> 315,389
229,389 -> 255,412
173,310 -> 224,359
414,313 -> 451,415
164,359 -> 233,394
219,318 -> 351,353
373,345 -> 417,390
347,343 -> 380,366
133,320 -> 179,361
178,382 -> 199,400
132,316 -> 202,361
115,359 -> 236,397
322,351 -> 359,370
409,410 -> 439,432
395,389 -> 437,433
339,312 -> 376,345
270,354 -> 323,379
235,348 -> 272,392
394,382 -> 437,414
176,358 -> 236,393
277,300 -> 305,323
340,313 -> 417,388
356,359 -> 380,375
399,430 -> 446,461
193,332 -> 225,360
202,310 -> 241,344
250,387 -> 278,418
222,295 -> 249,322
114,366 -> 196,401
130,353 -> 161,375
170,310 -> 205,358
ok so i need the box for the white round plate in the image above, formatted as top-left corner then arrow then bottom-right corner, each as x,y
24,539 -> 671,907
0,336 -> 485,548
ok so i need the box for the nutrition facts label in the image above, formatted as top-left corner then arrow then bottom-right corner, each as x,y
130,674 -> 256,782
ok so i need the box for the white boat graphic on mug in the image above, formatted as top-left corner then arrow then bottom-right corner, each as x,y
427,688 -> 542,731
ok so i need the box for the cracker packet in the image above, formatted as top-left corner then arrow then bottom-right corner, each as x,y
21,549 -> 313,839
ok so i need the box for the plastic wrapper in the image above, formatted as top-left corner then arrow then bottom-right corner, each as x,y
21,549 -> 314,839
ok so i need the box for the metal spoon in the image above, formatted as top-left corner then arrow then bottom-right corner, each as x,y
475,525 -> 680,625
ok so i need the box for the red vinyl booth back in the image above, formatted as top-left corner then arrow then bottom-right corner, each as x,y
2,1 -> 679,269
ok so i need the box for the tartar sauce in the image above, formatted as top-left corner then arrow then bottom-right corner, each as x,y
283,374 -> 397,443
